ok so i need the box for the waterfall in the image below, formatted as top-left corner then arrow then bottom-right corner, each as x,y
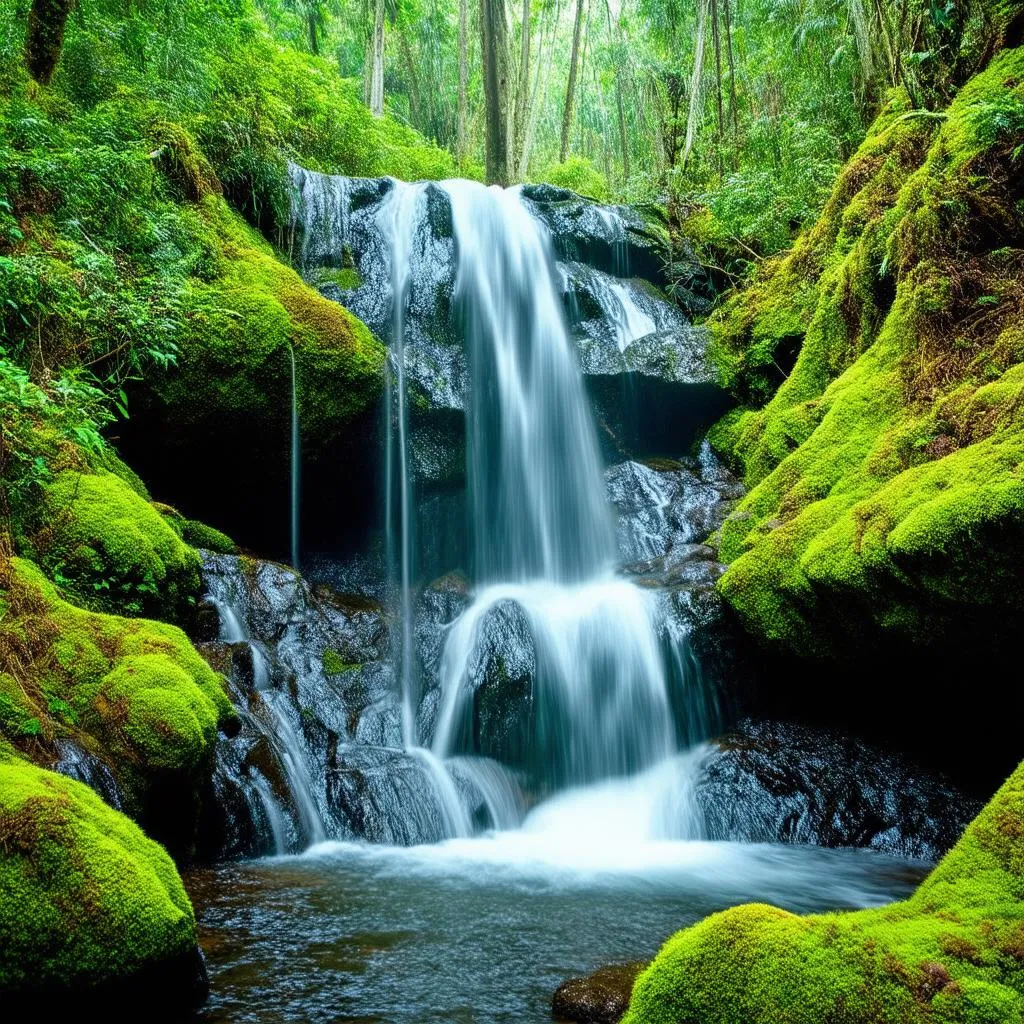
426,181 -> 688,794
207,577 -> 327,850
289,344 -> 300,572
382,182 -> 427,749
286,169 -> 715,848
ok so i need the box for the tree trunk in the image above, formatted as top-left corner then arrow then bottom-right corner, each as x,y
308,9 -> 320,56
25,0 -> 75,85
680,0 -> 708,170
559,0 -> 585,162
518,0 -> 556,178
604,0 -> 630,185
710,0 -> 724,175
513,0 -> 531,171
370,0 -> 386,117
722,0 -> 739,154
480,0 -> 510,185
400,33 -> 421,124
458,0 -> 469,163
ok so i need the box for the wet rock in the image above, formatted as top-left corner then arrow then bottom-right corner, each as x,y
326,746 -> 455,845
463,599 -> 537,766
696,719 -> 982,860
520,184 -> 666,284
53,739 -> 125,812
552,962 -> 647,1024
416,571 -> 473,689
607,444 -> 741,571
561,263 -> 711,384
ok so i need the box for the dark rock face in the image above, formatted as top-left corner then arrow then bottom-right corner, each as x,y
288,168 -> 728,475
552,962 -> 647,1024
695,719 -> 982,860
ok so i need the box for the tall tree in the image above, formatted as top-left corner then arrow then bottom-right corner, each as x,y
370,0 -> 386,116
680,0 -> 708,170
513,0 -> 532,166
559,0 -> 586,161
458,0 -> 470,163
604,0 -> 630,183
24,0 -> 74,85
480,0 -> 511,184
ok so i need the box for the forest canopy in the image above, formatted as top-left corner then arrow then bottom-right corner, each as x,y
4,0 -> 1018,263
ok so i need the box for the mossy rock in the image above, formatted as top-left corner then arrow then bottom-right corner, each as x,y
35,470 -> 202,623
707,48 -> 1024,659
0,558 -> 237,849
150,197 -> 386,463
181,519 -> 238,555
0,753 -> 206,1006
624,758 -> 1024,1024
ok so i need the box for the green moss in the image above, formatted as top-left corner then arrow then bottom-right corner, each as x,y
0,558 -> 236,828
152,198 -> 386,460
181,519 -> 237,555
322,649 -> 358,676
312,266 -> 362,291
0,753 -> 197,991
625,759 -> 1024,1024
36,470 -> 202,623
706,49 -> 1024,659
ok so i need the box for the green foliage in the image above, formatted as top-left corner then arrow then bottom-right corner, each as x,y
707,49 -> 1024,659
0,751 -> 197,991
0,354 -> 113,526
534,157 -> 610,201
625,758 -> 1024,1024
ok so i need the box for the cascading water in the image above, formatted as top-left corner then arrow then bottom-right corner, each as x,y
371,177 -> 713,836
289,344 -> 300,571
206,575 -> 326,849
190,175 -> 937,1021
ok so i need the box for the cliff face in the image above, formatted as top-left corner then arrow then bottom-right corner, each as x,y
707,48 -> 1024,664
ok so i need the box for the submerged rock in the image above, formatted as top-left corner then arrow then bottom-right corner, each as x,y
552,962 -> 647,1024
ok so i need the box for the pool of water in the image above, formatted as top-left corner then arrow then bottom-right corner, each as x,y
187,833 -> 927,1023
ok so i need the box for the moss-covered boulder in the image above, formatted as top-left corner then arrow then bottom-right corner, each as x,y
149,197 -> 386,460
0,557 -> 237,852
33,469 -> 203,622
624,758 -> 1024,1024
0,753 -> 206,1007
707,48 -> 1024,660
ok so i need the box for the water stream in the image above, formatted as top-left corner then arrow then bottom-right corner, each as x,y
185,173 -> 935,1021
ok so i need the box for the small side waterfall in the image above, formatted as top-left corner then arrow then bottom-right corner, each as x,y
289,344 -> 301,572
206,573 -> 327,850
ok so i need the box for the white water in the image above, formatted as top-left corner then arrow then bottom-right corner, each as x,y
370,178 -> 710,839
288,344 -> 300,572
606,279 -> 658,351
209,586 -> 326,848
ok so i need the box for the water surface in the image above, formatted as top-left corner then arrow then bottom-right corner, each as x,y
189,835 -> 926,1024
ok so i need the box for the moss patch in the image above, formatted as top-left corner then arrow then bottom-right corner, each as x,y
31,470 -> 202,623
624,758 -> 1024,1024
0,557 -> 236,842
0,752 -> 198,993
150,198 -> 386,461
706,49 -> 1024,659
